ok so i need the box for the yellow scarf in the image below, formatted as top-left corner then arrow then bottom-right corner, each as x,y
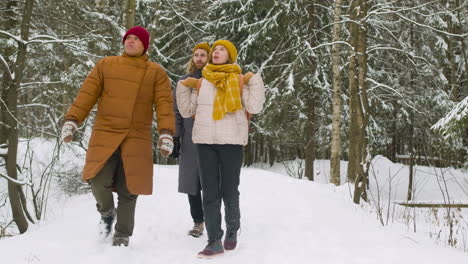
202,64 -> 243,120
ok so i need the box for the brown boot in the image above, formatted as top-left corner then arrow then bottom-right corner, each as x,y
188,222 -> 204,238
197,240 -> 224,258
223,231 -> 237,250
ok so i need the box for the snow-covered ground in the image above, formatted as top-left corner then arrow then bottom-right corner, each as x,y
1,166 -> 468,263
0,139 -> 467,263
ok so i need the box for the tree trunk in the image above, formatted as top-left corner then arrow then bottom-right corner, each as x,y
305,102 -> 316,181
390,106 -> 398,162
445,20 -> 459,101
303,1 -> 317,181
458,0 -> 468,99
125,0 -> 136,29
330,0 -> 343,186
0,0 -> 17,145
7,0 -> 35,234
352,0 -> 369,204
407,25 -> 415,201
244,139 -> 253,166
347,0 -> 360,183
268,137 -> 275,167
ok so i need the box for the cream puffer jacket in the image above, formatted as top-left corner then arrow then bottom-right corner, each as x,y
176,74 -> 265,146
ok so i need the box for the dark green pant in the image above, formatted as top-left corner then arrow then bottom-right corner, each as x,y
89,148 -> 138,237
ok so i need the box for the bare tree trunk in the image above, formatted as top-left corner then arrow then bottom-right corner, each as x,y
445,22 -> 459,101
347,0 -> 360,183
148,0 -> 161,46
305,103 -> 316,181
244,140 -> 254,166
268,138 -> 275,167
304,1 -> 317,181
390,107 -> 397,162
6,0 -> 35,234
407,152 -> 414,200
352,0 -> 369,204
125,0 -> 136,29
330,0 -> 343,186
407,25 -> 415,201
0,0 -> 17,145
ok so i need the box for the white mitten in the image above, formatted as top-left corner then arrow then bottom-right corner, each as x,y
158,134 -> 173,157
61,121 -> 78,143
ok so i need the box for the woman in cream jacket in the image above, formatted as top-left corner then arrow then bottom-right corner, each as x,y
176,40 -> 265,258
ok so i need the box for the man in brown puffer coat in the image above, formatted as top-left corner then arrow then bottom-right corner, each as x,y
61,26 -> 175,246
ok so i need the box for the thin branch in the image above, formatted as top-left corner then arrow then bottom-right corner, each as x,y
0,172 -> 32,186
17,103 -> 51,109
20,81 -> 63,87
165,0 -> 206,33
367,0 -> 439,18
0,54 -> 14,81
367,45 -> 431,64
366,78 -> 422,114
0,30 -> 23,43
396,13 -> 468,38
306,40 -> 353,52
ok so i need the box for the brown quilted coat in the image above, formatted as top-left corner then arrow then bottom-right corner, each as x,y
65,53 -> 175,195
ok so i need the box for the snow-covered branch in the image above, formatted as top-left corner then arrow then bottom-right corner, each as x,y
17,103 -> 51,109
20,81 -> 63,87
1,30 -> 82,46
0,171 -> 33,186
0,30 -> 23,43
0,96 -> 25,127
28,35 -> 81,45
367,0 -> 438,18
396,13 -> 468,38
367,78 -> 421,114
165,1 -> 206,33
82,10 -> 125,36
366,45 -> 431,65
431,96 -> 468,139
306,40 -> 353,52
0,54 -> 14,81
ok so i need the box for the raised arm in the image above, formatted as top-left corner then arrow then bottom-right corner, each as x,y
176,79 -> 198,118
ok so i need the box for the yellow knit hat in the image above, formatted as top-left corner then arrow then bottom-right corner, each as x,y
192,42 -> 211,54
211,40 -> 238,63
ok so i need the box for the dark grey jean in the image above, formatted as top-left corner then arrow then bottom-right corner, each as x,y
196,144 -> 243,242
88,148 -> 138,237
188,184 -> 204,224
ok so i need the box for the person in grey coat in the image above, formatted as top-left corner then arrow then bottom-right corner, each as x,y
172,42 -> 211,237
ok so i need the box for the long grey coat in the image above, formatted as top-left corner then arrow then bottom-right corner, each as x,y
173,70 -> 202,195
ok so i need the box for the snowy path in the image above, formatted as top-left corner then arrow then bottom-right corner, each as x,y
1,165 -> 467,264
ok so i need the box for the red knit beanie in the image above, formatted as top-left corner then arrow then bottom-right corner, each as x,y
122,26 -> 150,54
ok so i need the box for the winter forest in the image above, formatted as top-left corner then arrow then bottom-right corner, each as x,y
1,0 -> 468,261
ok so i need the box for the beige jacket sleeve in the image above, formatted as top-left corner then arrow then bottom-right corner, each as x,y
242,73 -> 265,114
176,81 -> 198,118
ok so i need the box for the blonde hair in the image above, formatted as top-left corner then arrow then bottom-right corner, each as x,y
186,48 -> 209,74
185,58 -> 197,75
